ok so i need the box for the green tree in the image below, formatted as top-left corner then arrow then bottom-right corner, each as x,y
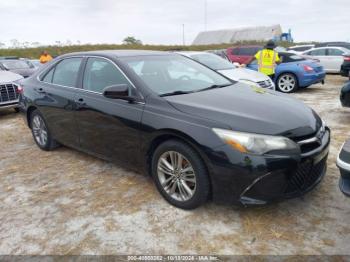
122,36 -> 142,45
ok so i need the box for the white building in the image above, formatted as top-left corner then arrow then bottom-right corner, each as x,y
192,25 -> 283,45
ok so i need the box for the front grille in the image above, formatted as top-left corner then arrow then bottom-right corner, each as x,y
285,156 -> 327,194
257,80 -> 273,89
0,83 -> 19,104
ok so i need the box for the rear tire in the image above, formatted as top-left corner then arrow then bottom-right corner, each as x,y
277,73 -> 298,93
30,110 -> 60,151
151,139 -> 210,210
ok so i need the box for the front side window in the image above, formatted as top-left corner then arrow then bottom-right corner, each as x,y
120,55 -> 232,95
83,58 -> 131,93
52,58 -> 82,87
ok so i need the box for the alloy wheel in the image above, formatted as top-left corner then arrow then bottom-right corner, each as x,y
278,74 -> 296,93
157,151 -> 197,202
32,115 -> 48,147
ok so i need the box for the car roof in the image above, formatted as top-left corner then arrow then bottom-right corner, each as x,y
60,50 -> 172,58
176,51 -> 208,56
306,46 -> 348,51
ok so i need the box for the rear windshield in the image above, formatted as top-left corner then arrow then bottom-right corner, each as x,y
0,60 -> 31,70
280,53 -> 306,63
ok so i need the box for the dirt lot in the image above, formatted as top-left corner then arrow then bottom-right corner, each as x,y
1,75 -> 350,255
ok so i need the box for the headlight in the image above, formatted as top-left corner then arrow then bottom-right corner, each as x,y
238,79 -> 260,88
213,128 -> 298,155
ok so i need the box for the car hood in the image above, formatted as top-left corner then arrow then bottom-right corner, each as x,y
165,83 -> 321,138
0,70 -> 23,83
218,68 -> 269,82
9,68 -> 36,78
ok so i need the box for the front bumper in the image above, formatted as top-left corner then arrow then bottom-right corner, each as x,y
337,140 -> 350,196
206,128 -> 330,206
0,100 -> 19,110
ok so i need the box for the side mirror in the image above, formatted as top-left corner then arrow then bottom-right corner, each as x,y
103,84 -> 135,101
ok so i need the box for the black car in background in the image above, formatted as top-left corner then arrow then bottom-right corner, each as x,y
340,54 -> 350,79
0,58 -> 36,78
19,50 -> 330,209
340,81 -> 350,107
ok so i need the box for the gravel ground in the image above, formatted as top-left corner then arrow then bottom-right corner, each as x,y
0,75 -> 350,255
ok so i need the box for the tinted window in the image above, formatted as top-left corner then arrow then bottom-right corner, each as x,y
327,48 -> 344,56
309,49 -> 326,56
42,67 -> 55,83
231,48 -> 239,55
52,58 -> 82,87
238,47 -> 260,56
83,57 -> 130,93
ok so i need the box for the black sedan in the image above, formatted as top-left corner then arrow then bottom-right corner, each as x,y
19,50 -> 330,209
340,81 -> 350,107
340,55 -> 350,79
0,58 -> 36,78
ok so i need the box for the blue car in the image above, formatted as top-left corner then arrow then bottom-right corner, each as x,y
248,52 -> 326,93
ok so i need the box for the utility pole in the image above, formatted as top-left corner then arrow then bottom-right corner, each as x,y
204,0 -> 208,31
182,24 -> 185,46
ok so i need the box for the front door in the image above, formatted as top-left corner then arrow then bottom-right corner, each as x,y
75,57 -> 144,168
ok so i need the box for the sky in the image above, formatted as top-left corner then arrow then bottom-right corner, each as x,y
0,0 -> 349,46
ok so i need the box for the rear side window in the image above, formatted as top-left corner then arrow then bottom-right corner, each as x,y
83,57 -> 131,93
327,48 -> 344,56
52,58 -> 83,87
309,49 -> 326,56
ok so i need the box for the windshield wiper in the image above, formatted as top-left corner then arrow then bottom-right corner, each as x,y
196,84 -> 232,93
160,90 -> 193,97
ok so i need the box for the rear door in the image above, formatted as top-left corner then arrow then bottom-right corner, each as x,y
326,48 -> 345,73
36,57 -> 83,147
74,57 -> 144,165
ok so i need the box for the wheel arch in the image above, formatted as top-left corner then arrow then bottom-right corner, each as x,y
276,71 -> 300,86
146,129 -> 214,197
26,105 -> 38,128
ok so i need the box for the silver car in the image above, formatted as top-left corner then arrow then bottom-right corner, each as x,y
0,71 -> 23,112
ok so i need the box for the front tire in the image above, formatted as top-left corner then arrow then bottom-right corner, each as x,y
277,73 -> 298,93
151,140 -> 210,210
30,110 -> 59,151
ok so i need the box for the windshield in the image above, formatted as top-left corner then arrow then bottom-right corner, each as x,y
1,60 -> 31,70
190,53 -> 235,70
120,55 -> 232,95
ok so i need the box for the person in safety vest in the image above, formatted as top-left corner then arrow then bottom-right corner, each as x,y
39,51 -> 53,64
244,40 -> 281,80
